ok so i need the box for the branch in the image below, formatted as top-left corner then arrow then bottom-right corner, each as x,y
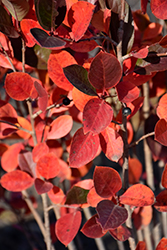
0,42 -> 16,72
128,132 -> 155,148
32,103 -> 63,119
0,119 -> 33,135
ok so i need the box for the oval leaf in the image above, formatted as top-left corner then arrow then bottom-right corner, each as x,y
116,81 -> 140,103
30,28 -> 66,49
88,51 -> 122,90
157,93 -> 167,121
96,200 -> 128,230
155,118 -> 167,146
47,115 -> 73,140
32,142 -> 49,163
154,190 -> 167,212
63,64 -> 97,96
161,163 -> 167,188
81,214 -> 106,238
109,225 -> 131,242
69,128 -> 100,168
68,1 -> 95,41
5,72 -> 34,101
156,238 -> 167,250
93,166 -> 122,198
83,98 -> 113,134
0,170 -> 34,191
119,184 -> 155,207
48,51 -> 77,91
100,126 -> 123,162
55,211 -> 82,246
48,185 -> 65,204
36,153 -> 60,179
35,178 -> 53,194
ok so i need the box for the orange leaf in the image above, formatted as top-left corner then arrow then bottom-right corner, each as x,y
120,184 -> 155,207
156,238 -> 167,250
68,1 -> 95,41
157,93 -> 167,121
55,211 -> 82,246
48,50 -> 77,91
36,153 -> 60,179
5,72 -> 34,100
155,119 -> 167,146
48,185 -> 65,204
0,170 -> 34,192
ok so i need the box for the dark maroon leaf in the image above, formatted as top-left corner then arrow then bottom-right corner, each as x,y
65,186 -> 89,205
96,200 -> 128,230
30,28 -> 66,49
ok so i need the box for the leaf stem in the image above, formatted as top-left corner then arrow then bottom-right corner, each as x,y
0,119 -> 33,135
128,131 -> 155,148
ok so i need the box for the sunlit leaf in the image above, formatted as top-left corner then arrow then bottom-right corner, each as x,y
48,50 -> 77,91
0,170 -> 34,191
55,211 -> 82,246
32,142 -> 49,163
100,126 -> 123,162
1,143 -> 24,172
157,93 -> 167,121
93,166 -> 122,198
47,115 -> 73,139
63,64 -> 97,96
83,98 -> 113,134
120,184 -> 155,207
48,185 -> 65,204
156,238 -> 167,250
68,1 -> 95,41
36,152 -> 60,179
5,72 -> 34,101
161,163 -> 167,188
69,128 -> 100,168
96,200 -> 128,230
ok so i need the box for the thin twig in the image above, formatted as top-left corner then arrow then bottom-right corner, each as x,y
32,103 -> 63,119
0,42 -> 16,72
0,119 -> 33,135
27,99 -> 37,145
128,132 -> 155,148
22,38 -> 26,73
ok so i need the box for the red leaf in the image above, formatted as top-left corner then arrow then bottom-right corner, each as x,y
48,50 -> 77,91
109,225 -> 131,241
69,128 -> 100,168
150,0 -> 167,20
120,184 -> 155,207
72,87 -> 96,112
100,126 -> 123,162
5,72 -> 34,100
81,214 -> 106,238
89,51 -> 122,90
34,81 -> 48,112
154,190 -> 167,212
48,185 -> 65,204
93,166 -> 122,198
155,119 -> 167,146
20,19 -> 39,47
0,170 -> 34,192
131,47 -> 148,58
116,81 -> 140,103
157,93 -> 167,121
57,159 -> 71,182
161,163 -> 167,188
135,241 -> 147,250
0,100 -> 18,122
128,157 -> 143,184
47,115 -> 73,139
133,206 -> 153,230
68,1 -> 95,42
156,238 -> 167,250
1,143 -> 24,172
18,151 -> 36,178
83,98 -> 113,134
55,211 -> 82,246
35,178 -> 53,194
32,142 -> 49,163
143,22 -> 162,40
96,200 -> 128,230
87,187 -> 109,207
36,153 -> 60,179
16,116 -> 32,139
